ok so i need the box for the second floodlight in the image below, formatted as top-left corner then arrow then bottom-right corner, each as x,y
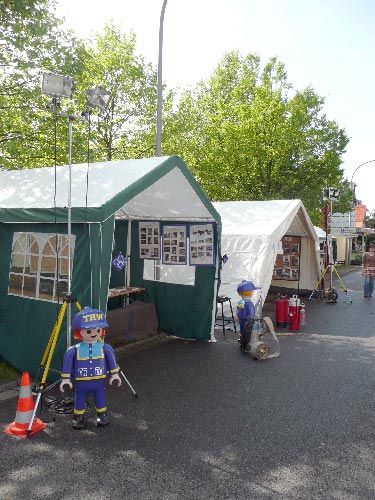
86,86 -> 111,111
41,73 -> 75,98
322,187 -> 340,202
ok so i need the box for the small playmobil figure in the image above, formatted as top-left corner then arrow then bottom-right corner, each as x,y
60,307 -> 122,430
236,280 -> 261,333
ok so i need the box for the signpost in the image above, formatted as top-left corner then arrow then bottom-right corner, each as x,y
335,227 -> 358,238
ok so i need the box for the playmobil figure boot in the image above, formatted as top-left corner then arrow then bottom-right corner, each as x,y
97,411 -> 110,426
72,414 -> 86,430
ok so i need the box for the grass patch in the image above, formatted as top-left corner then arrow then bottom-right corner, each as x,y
0,361 -> 19,382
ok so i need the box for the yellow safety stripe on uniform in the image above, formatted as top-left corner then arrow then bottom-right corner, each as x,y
74,409 -> 85,415
96,407 -> 107,413
76,354 -> 104,360
75,375 -> 106,380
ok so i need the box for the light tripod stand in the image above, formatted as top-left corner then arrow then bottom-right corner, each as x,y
308,263 -> 352,303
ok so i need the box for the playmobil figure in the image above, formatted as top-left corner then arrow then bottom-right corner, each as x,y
236,280 -> 261,333
60,307 -> 122,430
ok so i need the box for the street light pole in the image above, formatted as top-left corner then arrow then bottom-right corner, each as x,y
346,159 -> 375,265
156,0 -> 168,157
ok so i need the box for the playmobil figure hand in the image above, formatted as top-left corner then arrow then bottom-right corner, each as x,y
109,373 -> 122,386
60,378 -> 73,392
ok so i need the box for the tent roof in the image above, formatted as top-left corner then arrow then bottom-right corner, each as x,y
213,199 -> 316,238
313,225 -> 336,241
0,156 -> 220,224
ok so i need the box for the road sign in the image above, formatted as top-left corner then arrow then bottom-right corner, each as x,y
333,227 -> 357,237
330,211 -> 355,231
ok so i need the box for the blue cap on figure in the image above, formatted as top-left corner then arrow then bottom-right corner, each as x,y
237,280 -> 261,298
72,307 -> 109,330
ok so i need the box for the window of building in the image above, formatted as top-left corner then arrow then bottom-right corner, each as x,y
8,232 -> 75,302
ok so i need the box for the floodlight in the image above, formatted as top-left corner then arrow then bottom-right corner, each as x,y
322,187 -> 340,202
86,86 -> 111,111
41,72 -> 75,98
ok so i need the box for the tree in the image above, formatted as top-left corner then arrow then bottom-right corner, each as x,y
365,210 -> 375,229
162,51 -> 349,223
0,0 -> 83,170
68,24 -> 169,163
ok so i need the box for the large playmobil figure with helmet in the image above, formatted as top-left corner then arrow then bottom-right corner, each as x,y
237,280 -> 261,350
60,307 -> 122,430
236,280 -> 261,331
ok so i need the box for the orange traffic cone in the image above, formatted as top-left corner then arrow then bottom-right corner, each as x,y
4,372 -> 47,438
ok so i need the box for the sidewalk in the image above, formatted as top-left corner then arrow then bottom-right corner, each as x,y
0,332 -> 174,396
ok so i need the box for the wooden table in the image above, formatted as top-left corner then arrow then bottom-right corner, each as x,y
108,286 -> 145,306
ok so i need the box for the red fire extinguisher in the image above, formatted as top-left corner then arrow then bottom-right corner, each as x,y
275,295 -> 289,327
289,295 -> 300,331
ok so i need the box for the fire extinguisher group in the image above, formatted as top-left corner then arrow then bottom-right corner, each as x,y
275,294 -> 306,331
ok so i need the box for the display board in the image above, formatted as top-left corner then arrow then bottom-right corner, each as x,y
139,221 -> 161,259
272,235 -> 301,281
162,225 -> 187,265
139,221 -> 215,267
189,223 -> 215,266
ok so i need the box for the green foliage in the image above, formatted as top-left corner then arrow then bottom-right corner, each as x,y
0,16 -> 166,169
162,51 -> 349,223
0,360 -> 19,381
1,9 -> 350,228
365,210 -> 375,229
69,24 -> 163,162
0,0 -> 83,170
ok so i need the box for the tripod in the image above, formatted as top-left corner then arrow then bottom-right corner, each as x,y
308,264 -> 352,303
28,294 -> 138,435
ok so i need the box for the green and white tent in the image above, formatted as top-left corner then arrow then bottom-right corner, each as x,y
0,156 -> 221,377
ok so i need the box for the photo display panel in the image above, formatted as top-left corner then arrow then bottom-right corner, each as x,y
272,235 -> 301,281
162,225 -> 187,265
189,223 -> 215,266
139,221 -> 161,259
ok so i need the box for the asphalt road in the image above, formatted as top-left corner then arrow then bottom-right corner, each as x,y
1,268 -> 375,500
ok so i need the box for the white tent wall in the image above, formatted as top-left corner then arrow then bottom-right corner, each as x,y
214,200 -> 321,314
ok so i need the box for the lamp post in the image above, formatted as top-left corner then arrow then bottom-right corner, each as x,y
346,159 -> 375,265
156,0 -> 168,157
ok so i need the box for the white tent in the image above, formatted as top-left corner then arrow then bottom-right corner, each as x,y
213,200 -> 321,309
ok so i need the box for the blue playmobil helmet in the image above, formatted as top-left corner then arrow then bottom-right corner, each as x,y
237,280 -> 261,297
72,307 -> 109,330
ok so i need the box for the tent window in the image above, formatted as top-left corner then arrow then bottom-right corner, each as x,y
143,260 -> 195,286
8,232 -> 76,303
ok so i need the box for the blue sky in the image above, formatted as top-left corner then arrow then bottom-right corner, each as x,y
56,0 -> 375,211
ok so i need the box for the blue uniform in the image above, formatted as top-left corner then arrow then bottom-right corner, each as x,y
237,299 -> 255,333
61,342 -> 120,414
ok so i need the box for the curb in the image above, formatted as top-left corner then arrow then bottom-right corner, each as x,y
0,378 -> 19,394
0,333 -> 172,393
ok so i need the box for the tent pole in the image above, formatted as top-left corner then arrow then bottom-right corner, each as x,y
66,115 -> 74,349
210,238 -> 220,342
126,219 -> 132,287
